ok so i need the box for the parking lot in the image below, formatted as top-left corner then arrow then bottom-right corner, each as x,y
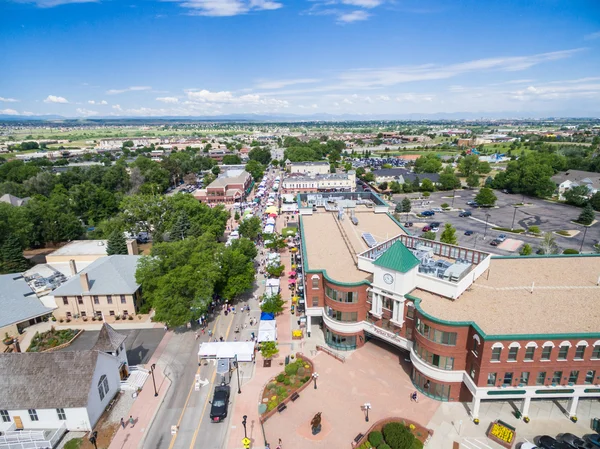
393,190 -> 600,254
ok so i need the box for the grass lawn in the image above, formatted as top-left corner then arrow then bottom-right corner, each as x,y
63,438 -> 83,449
281,227 -> 297,237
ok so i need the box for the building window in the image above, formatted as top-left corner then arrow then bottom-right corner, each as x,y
121,295 -> 126,304
487,372 -> 497,386
551,371 -> 562,385
585,370 -> 596,384
28,409 -> 38,421
77,296 -> 83,305
56,408 -> 66,420
472,337 -> 479,357
66,312 -> 72,318
413,341 -> 455,370
503,372 -> 513,386
558,345 -> 569,360
312,296 -> 319,307
574,345 -> 585,360
541,346 -> 552,361
107,295 -> 113,304
0,410 -> 10,423
415,319 -> 457,346
311,277 -> 319,289
123,310 -> 128,316
491,347 -> 502,362
62,297 -> 69,305
406,305 -> 415,320
536,372 -> 546,386
93,295 -> 99,304
592,345 -> 600,359
412,369 -> 451,401
325,329 -> 356,351
324,287 -> 357,303
520,372 -> 530,386
568,371 -> 579,384
508,347 -> 518,362
81,311 -> 86,318
325,307 -> 357,322
524,346 -> 535,361
109,310 -> 115,316
406,327 -> 413,340
98,374 -> 110,401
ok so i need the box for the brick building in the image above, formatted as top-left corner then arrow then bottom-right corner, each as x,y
194,169 -> 253,204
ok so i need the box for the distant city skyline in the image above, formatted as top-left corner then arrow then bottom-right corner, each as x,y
1,0 -> 600,118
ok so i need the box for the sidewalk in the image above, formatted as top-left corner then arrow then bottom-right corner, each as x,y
108,331 -> 174,449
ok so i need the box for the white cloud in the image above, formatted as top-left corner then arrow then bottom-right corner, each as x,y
106,86 -> 152,95
44,95 -> 69,104
173,0 -> 282,17
395,93 -> 435,102
342,98 -> 353,104
0,97 -> 19,102
337,10 -> 370,23
16,0 -> 98,8
0,109 -> 19,115
156,96 -> 180,103
584,31 -> 600,41
376,95 -> 390,101
341,0 -> 382,8
76,108 -> 98,116
112,104 -> 122,111
254,78 -> 321,89
509,82 -> 600,101
88,100 -> 95,104
186,89 -> 289,107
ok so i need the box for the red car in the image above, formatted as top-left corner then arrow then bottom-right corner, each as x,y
423,226 -> 431,232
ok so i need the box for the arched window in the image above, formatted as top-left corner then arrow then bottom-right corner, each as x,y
508,342 -> 521,361
472,334 -> 481,356
575,341 -> 588,360
98,375 -> 110,401
491,342 -> 503,362
558,341 -> 571,360
524,342 -> 537,361
592,341 -> 600,360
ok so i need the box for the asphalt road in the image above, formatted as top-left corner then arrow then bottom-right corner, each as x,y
394,189 -> 600,254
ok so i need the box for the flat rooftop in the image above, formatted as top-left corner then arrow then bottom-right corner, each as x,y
415,256 -> 600,336
47,240 -> 108,257
302,209 -> 405,283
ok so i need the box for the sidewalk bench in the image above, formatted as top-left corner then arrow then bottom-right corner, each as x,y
277,403 -> 287,413
290,392 -> 300,401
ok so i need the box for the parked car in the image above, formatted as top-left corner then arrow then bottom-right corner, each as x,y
422,226 -> 432,232
470,202 -> 480,207
559,433 -> 591,449
459,210 -> 472,217
490,239 -> 501,246
520,443 -> 540,449
430,222 -> 441,228
538,436 -> 571,449
464,230 -> 474,236
404,222 -> 414,227
421,211 -> 435,217
584,434 -> 600,448
209,385 -> 231,423
431,207 -> 442,212
497,234 -> 507,242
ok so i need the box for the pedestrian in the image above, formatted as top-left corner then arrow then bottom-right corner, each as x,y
129,415 -> 135,427
120,417 -> 125,429
279,438 -> 282,446
220,336 -> 224,342
164,324 -> 168,331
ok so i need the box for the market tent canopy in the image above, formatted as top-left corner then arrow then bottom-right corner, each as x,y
258,320 -> 277,343
260,312 -> 275,320
265,206 -> 278,215
263,224 -> 275,234
198,341 -> 255,362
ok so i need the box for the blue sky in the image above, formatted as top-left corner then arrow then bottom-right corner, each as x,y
1,0 -> 600,117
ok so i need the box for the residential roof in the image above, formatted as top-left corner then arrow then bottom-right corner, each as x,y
283,172 -> 353,183
0,350 -> 104,409
374,241 -> 420,273
415,255 -> 600,336
92,323 -> 127,352
51,255 -> 142,296
208,170 -> 250,189
289,161 -> 329,166
302,210 -> 405,283
0,274 -> 54,329
551,170 -> 600,189
373,169 -> 440,183
47,240 -> 108,257
0,193 -> 29,207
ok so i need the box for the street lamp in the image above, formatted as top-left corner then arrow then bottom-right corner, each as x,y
312,372 -> 319,389
363,403 -> 371,422
579,225 -> 589,253
150,363 -> 158,397
511,206 -> 518,231
451,189 -> 456,208
483,213 -> 491,240
234,354 -> 242,394
89,431 -> 98,449
242,415 -> 248,439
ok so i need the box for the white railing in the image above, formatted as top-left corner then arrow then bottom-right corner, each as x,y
0,422 -> 66,449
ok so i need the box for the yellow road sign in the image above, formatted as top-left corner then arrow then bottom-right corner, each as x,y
242,437 -> 251,448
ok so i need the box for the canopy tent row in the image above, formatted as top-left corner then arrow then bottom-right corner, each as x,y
257,319 -> 277,343
197,341 -> 255,363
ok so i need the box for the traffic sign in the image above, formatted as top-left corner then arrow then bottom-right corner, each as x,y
242,437 -> 251,448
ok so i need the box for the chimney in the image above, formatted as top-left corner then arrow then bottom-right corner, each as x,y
69,259 -> 77,276
80,273 -> 90,292
126,239 -> 139,255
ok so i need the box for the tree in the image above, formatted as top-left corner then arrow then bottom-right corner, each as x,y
378,182 -> 388,191
266,263 -> 285,278
265,234 -> 287,252
222,154 -> 242,165
211,166 -> 220,176
217,245 -> 256,301
577,203 -> 595,225
260,294 -> 284,314
414,154 -> 442,173
389,181 -> 402,194
539,232 -> 559,255
122,140 -> 134,148
106,230 -> 128,255
238,216 -> 262,240
401,197 -> 411,215
564,185 -> 591,207
466,173 -> 480,188
171,211 -> 191,240
458,155 -> 480,177
520,243 -> 532,255
475,187 -> 497,206
422,231 -> 436,240
245,160 -> 264,181
440,223 -> 457,245
439,167 -> 461,190
420,178 -> 435,192
260,341 -> 279,360
0,236 -> 30,274
589,192 -> 600,211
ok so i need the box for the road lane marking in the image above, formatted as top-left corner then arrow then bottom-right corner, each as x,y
167,315 -> 221,449
189,313 -> 235,448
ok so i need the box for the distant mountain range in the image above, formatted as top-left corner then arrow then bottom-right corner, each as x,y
1,111 -> 598,122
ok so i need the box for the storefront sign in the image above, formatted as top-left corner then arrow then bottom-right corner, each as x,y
487,420 -> 516,448
366,323 -> 404,342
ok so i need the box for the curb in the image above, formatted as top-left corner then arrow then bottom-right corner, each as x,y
137,374 -> 172,449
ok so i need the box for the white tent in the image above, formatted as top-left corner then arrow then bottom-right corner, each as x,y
266,217 -> 276,225
197,341 -> 255,363
265,278 -> 280,297
257,320 -> 277,342
263,224 -> 275,234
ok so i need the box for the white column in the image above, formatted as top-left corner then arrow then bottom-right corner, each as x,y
568,396 -> 579,417
521,397 -> 531,417
370,293 -> 378,315
472,397 -> 481,419
306,314 -> 312,337
377,294 -> 383,316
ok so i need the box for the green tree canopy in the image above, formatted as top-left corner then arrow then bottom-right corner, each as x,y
0,235 -> 30,274
106,230 -> 128,255
245,160 -> 264,181
238,216 -> 262,240
439,223 -> 457,245
577,203 -> 595,225
414,154 -> 442,173
249,148 -> 272,165
475,187 -> 497,206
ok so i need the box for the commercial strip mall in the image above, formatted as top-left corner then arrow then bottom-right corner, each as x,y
296,192 -> 600,420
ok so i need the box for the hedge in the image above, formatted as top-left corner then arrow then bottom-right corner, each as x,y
369,431 -> 383,447
491,227 -> 525,233
382,422 -> 417,449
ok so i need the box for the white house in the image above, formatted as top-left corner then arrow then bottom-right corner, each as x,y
0,350 -> 121,433
551,170 -> 600,200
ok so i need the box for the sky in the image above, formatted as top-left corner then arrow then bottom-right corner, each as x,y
1,0 -> 600,118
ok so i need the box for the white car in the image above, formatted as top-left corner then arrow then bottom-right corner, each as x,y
518,443 -> 539,449
431,207 -> 443,212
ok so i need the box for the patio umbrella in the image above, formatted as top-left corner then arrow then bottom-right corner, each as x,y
288,271 -> 296,276
288,279 -> 296,284
290,248 -> 298,253
269,213 -> 278,218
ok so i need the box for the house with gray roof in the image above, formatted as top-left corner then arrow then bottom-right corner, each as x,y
0,350 -> 120,433
0,274 -> 54,339
50,255 -> 143,320
372,168 -> 440,186
0,193 -> 29,207
551,169 -> 600,200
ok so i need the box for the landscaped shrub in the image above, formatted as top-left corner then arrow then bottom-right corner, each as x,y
297,366 -> 306,376
276,373 -> 286,382
369,431 -> 383,447
301,375 -> 311,383
492,226 -> 525,233
412,439 -> 424,449
563,248 -> 579,254
379,444 -> 392,449
556,230 -> 570,236
285,361 -> 299,376
283,377 -> 291,386
382,422 -> 416,449
528,225 -> 541,234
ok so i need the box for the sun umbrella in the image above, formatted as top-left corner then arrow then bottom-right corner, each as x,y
290,247 -> 298,253
269,213 -> 278,218
288,279 -> 296,284
288,271 -> 296,276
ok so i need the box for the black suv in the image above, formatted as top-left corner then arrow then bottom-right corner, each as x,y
209,385 -> 231,423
